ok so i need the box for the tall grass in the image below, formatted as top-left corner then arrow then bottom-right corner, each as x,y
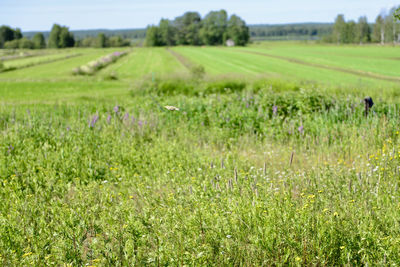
1,76 -> 400,265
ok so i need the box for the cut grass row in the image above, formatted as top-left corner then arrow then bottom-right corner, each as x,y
173,46 -> 400,90
0,48 -> 125,81
246,43 -> 400,79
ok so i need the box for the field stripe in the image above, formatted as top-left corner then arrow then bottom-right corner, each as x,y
1,53 -> 82,73
237,49 -> 400,83
166,48 -> 195,70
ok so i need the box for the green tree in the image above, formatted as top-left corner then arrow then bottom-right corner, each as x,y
226,14 -> 249,46
174,12 -> 202,45
96,33 -> 107,48
4,39 -> 20,49
14,28 -> 22,40
356,16 -> 371,44
343,20 -> 356,43
109,36 -> 130,47
48,24 -> 61,48
145,26 -> 162,46
59,26 -> 75,48
372,15 -> 385,44
32,33 -> 46,49
333,14 -> 346,43
18,37 -> 34,49
0,26 -> 17,48
159,19 -> 176,46
200,10 -> 228,45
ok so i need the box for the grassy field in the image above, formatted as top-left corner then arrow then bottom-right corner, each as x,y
1,42 -> 400,265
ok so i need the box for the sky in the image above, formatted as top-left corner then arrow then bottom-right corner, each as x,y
1,0 -> 399,31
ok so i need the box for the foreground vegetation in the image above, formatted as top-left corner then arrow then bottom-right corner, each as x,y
1,43 -> 400,265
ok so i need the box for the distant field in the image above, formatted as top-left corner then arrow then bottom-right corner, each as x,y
1,43 -> 399,90
173,44 -> 400,89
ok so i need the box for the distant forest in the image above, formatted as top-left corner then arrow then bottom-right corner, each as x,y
1,6 -> 399,49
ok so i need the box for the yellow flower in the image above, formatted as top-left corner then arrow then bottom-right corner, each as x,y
22,252 -> 32,257
295,257 -> 301,261
333,212 -> 339,217
340,246 -> 345,250
129,195 -> 134,199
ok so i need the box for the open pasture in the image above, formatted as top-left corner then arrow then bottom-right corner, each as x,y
1,42 -> 400,265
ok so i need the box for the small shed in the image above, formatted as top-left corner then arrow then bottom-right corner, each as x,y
226,39 -> 235,47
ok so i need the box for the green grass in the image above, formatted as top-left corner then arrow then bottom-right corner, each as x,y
99,48 -> 188,80
1,43 -> 400,265
0,48 -> 125,81
174,46 -> 400,90
246,42 -> 400,79
2,50 -> 75,69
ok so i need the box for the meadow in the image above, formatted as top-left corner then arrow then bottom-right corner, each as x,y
1,42 -> 400,265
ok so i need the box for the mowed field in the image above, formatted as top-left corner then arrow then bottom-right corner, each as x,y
1,43 -> 400,102
2,43 -> 400,265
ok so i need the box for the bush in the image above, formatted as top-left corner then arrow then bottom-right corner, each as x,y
190,64 -> 205,80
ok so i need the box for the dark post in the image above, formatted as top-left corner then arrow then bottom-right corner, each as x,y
364,97 -> 374,117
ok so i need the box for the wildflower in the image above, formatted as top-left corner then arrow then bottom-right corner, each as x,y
107,114 -> 111,124
123,112 -> 129,120
165,105 -> 179,111
298,125 -> 304,134
333,212 -> 339,217
22,252 -> 32,257
89,114 -> 99,128
295,257 -> 301,262
113,105 -> 119,114
272,105 -> 278,115
340,246 -> 345,250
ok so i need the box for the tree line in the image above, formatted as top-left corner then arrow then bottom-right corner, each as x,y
0,24 -> 131,49
250,23 -> 332,40
327,6 -> 400,44
145,10 -> 250,46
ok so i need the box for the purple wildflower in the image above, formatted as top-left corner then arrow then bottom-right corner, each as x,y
89,114 -> 99,128
272,105 -> 278,115
66,126 -> 71,131
123,112 -> 129,121
7,145 -> 14,154
113,105 -> 119,114
138,120 -> 143,127
298,125 -> 304,134
107,114 -> 112,124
